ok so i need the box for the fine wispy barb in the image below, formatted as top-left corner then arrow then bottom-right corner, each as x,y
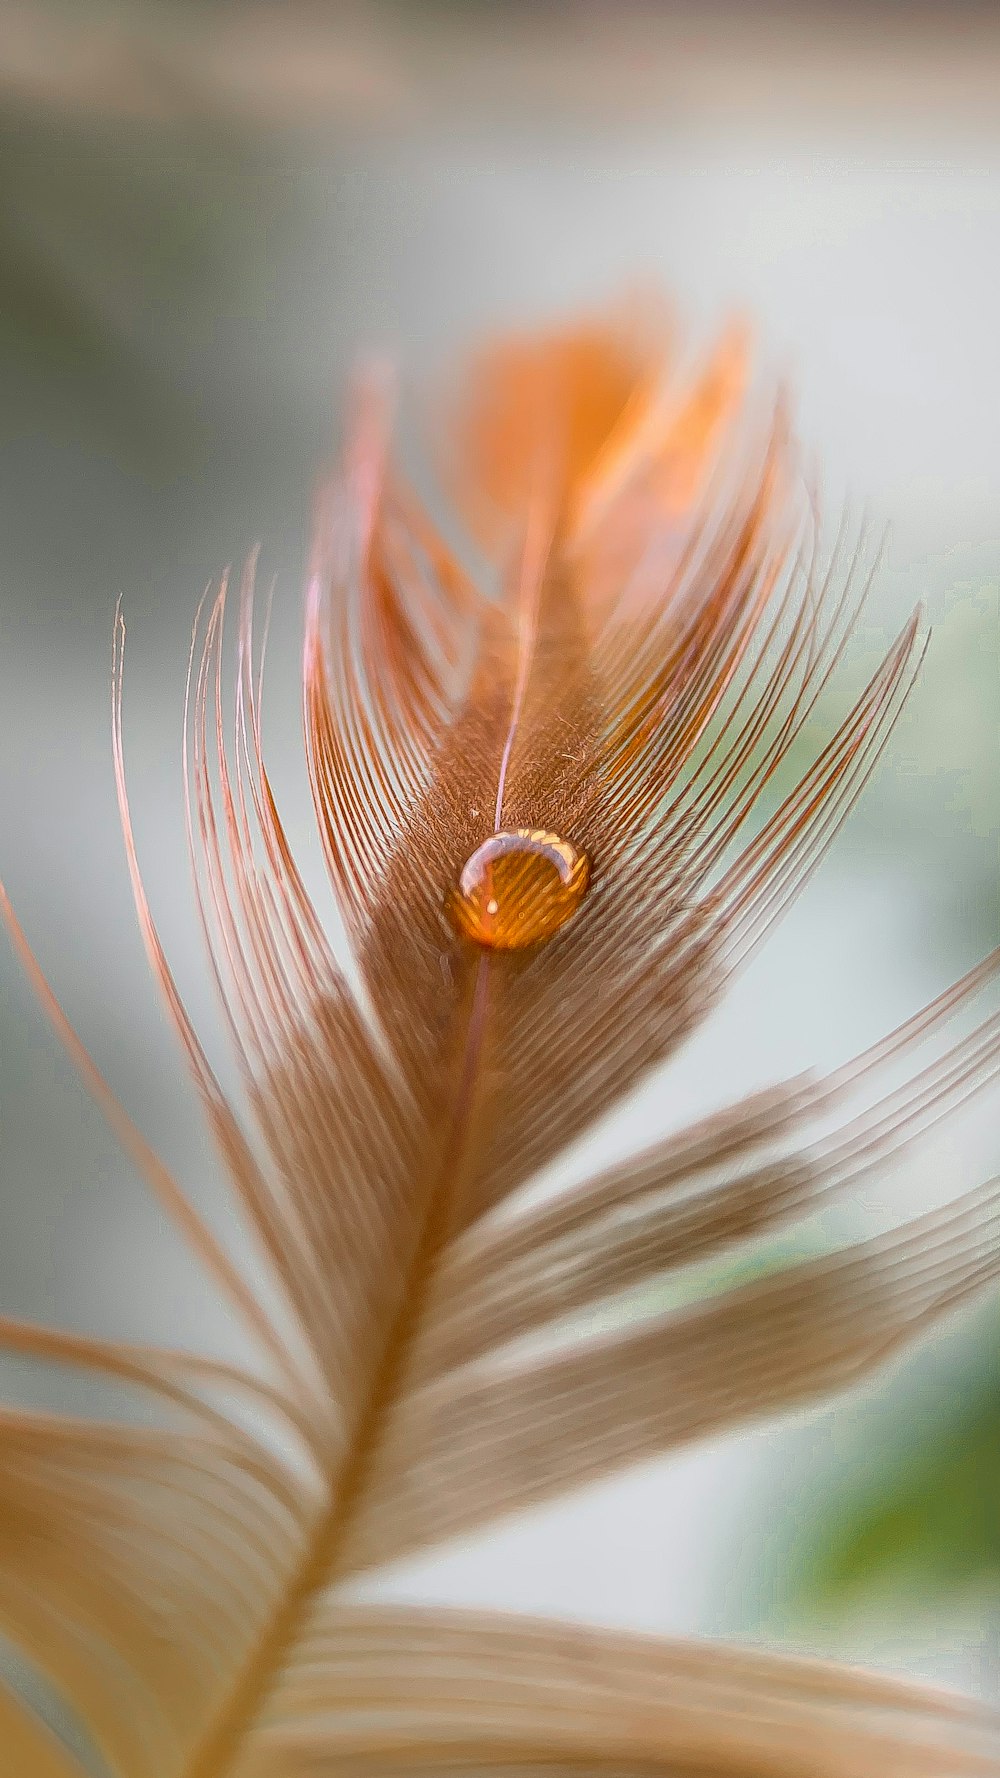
2,299 -> 1000,1778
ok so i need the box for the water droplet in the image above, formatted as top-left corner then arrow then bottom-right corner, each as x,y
451,828 -> 590,950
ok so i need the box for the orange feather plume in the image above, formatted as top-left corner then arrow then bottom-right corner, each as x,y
1,300 -> 999,1778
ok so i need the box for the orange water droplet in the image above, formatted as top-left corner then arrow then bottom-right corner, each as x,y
451,828 -> 590,950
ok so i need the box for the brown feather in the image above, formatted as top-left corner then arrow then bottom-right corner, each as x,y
2,300 -> 1000,1778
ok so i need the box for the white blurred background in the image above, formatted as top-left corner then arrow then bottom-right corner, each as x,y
1,0 -> 998,1705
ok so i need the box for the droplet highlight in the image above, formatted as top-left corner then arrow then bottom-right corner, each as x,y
451,828 -> 590,951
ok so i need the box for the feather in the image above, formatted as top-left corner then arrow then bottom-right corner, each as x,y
2,299 -> 1000,1778
244,1603 -> 1000,1778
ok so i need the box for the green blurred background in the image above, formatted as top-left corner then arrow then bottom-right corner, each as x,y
1,0 -> 998,1701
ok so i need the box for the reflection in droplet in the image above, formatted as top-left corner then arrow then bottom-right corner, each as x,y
451,828 -> 590,950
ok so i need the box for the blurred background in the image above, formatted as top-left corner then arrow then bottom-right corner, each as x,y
1,0 -> 999,1715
